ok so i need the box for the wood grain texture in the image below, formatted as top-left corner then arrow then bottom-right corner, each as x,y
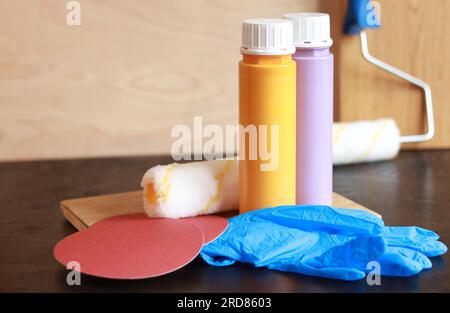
337,0 -> 450,148
0,0 -> 319,161
61,190 -> 381,230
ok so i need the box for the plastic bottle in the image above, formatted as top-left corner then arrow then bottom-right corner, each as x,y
239,19 -> 296,214
283,13 -> 334,206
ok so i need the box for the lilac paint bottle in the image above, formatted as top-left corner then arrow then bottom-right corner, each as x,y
283,13 -> 333,205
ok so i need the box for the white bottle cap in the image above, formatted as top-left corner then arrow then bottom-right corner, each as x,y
241,18 -> 295,55
282,13 -> 333,49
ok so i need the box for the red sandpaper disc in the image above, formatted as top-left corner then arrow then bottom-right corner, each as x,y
184,215 -> 229,244
54,213 -> 204,279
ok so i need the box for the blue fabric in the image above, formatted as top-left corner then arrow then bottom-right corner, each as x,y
200,205 -> 447,281
344,0 -> 381,35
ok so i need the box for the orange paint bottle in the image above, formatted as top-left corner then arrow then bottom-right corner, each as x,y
239,19 -> 296,214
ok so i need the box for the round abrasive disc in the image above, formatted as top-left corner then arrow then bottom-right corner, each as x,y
54,213 -> 204,279
184,215 -> 229,244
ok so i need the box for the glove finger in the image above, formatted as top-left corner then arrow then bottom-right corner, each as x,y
388,239 -> 447,257
384,226 -> 439,241
384,226 -> 448,257
376,246 -> 432,277
421,240 -> 448,257
267,259 -> 367,281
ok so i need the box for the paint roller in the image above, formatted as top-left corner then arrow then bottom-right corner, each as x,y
334,0 -> 435,165
141,159 -> 238,218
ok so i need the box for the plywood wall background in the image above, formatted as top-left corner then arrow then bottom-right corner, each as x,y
0,0 -> 320,161
1,0 -> 448,161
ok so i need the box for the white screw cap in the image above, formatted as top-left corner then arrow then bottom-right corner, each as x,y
241,18 -> 295,55
282,13 -> 333,48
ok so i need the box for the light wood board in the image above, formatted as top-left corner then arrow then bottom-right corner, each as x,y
61,191 -> 381,231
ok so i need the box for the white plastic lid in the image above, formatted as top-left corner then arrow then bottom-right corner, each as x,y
282,13 -> 333,48
241,18 -> 295,55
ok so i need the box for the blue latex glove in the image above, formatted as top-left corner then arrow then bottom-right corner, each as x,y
384,226 -> 447,257
200,206 -> 447,281
377,226 -> 447,277
201,206 -> 387,281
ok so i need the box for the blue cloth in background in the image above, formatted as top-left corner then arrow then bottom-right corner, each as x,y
200,205 -> 447,281
344,0 -> 381,34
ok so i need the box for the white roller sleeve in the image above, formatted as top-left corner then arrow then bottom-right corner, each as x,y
141,159 -> 238,218
332,118 -> 401,165
141,118 -> 400,217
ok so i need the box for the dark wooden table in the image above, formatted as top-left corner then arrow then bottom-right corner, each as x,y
0,151 -> 449,292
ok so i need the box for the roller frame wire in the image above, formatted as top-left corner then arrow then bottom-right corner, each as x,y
359,31 -> 435,144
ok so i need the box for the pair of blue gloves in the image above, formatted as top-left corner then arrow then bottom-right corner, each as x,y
200,206 -> 447,281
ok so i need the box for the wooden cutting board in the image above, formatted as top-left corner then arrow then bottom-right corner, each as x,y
61,191 -> 381,230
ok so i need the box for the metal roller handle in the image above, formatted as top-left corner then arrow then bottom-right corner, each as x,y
359,31 -> 435,144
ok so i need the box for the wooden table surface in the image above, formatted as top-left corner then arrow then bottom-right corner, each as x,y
0,151 -> 449,292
